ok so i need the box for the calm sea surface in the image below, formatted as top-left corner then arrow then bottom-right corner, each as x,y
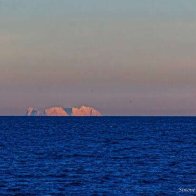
0,117 -> 195,195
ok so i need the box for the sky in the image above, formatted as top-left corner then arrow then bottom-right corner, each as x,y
0,0 -> 196,115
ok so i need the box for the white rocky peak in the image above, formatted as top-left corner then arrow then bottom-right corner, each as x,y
26,107 -> 40,116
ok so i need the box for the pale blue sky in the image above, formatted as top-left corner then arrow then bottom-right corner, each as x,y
0,0 -> 196,115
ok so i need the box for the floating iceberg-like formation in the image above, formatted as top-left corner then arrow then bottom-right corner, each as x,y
26,105 -> 101,116
72,105 -> 101,116
44,107 -> 69,116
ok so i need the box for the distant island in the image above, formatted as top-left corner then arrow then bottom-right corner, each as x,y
26,105 -> 101,116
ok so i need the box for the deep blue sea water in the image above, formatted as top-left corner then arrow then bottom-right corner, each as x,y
0,117 -> 195,195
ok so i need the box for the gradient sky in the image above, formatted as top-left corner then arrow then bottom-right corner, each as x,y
0,0 -> 196,115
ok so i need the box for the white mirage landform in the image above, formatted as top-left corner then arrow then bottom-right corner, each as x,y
26,106 -> 101,116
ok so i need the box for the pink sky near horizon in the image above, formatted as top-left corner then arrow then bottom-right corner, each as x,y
0,0 -> 196,115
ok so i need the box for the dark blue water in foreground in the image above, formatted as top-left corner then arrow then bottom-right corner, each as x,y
0,117 -> 195,195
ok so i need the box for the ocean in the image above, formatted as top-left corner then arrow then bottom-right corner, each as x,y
0,117 -> 195,195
